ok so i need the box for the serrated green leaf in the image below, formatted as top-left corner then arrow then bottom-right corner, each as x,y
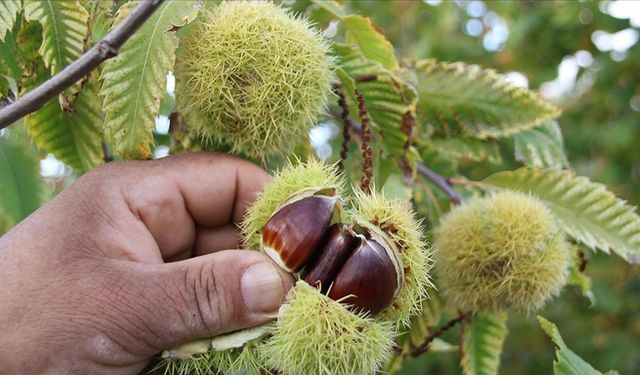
414,59 -> 560,139
333,43 -> 415,157
342,15 -> 398,70
24,0 -> 89,78
100,0 -> 198,159
538,316 -> 615,375
483,168 -> 640,264
461,313 -> 508,375
428,137 -> 501,164
0,0 -> 21,42
25,76 -> 104,172
0,136 -> 45,230
514,121 -> 568,168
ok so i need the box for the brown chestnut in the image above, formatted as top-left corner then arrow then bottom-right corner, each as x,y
328,236 -> 402,315
261,195 -> 339,272
303,224 -> 358,293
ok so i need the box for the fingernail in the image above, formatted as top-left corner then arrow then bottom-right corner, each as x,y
241,262 -> 285,313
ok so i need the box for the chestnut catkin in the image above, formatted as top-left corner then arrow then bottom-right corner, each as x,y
434,190 -> 569,313
174,1 -> 333,160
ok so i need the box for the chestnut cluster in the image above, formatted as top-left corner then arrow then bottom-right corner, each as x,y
261,192 -> 403,315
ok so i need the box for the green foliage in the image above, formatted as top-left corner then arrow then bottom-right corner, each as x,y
342,15 -> 399,70
0,136 -> 45,231
461,314 -> 508,375
414,59 -> 560,139
0,0 -> 21,42
428,138 -> 501,164
484,168 -> 640,264
514,121 -> 568,169
333,43 -> 415,157
100,0 -> 198,159
24,0 -> 89,99
1,1 -> 639,374
538,316 -> 617,375
25,75 -> 104,172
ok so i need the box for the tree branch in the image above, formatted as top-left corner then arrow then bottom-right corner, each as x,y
409,311 -> 471,358
416,163 -> 463,204
0,0 -> 165,129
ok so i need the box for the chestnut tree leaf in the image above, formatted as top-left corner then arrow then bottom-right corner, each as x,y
342,15 -> 398,70
100,0 -> 199,159
538,316 -> 617,375
427,137 -> 501,164
483,168 -> 640,264
25,75 -> 104,172
24,0 -> 89,99
0,0 -> 21,42
514,121 -> 568,168
414,59 -> 560,139
333,42 -> 416,158
0,136 -> 45,232
461,313 -> 508,375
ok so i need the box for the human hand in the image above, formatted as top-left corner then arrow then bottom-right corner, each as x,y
0,153 -> 294,374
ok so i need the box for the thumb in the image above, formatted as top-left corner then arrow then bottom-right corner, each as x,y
112,250 -> 294,354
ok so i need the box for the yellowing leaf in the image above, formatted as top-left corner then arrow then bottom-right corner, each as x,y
342,15 -> 398,70
24,0 -> 89,76
484,168 -> 640,264
100,0 -> 199,159
0,0 -> 21,42
25,76 -> 104,172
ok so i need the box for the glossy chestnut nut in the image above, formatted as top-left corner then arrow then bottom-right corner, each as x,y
328,237 -> 401,315
303,224 -> 358,293
261,195 -> 339,272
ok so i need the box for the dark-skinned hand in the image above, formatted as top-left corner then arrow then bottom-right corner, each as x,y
0,153 -> 294,374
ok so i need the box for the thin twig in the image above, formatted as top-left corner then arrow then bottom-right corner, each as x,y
332,84 -> 353,172
410,312 -> 471,358
416,164 -> 463,204
0,0 -> 165,129
355,89 -> 373,193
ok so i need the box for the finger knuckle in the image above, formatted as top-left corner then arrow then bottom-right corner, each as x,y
183,262 -> 234,334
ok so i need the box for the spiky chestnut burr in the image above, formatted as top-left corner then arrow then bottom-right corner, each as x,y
433,190 -> 570,313
348,189 -> 434,327
163,161 -> 432,375
174,1 -> 333,160
258,281 -> 395,375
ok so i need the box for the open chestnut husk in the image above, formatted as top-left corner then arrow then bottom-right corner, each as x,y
262,195 -> 404,316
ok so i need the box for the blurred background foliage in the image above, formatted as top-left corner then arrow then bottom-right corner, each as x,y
1,0 -> 639,373
324,0 -> 639,373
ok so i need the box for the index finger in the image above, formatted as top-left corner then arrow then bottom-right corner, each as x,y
94,153 -> 269,261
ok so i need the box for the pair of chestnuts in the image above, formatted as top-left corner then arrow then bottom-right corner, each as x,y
260,190 -> 404,315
